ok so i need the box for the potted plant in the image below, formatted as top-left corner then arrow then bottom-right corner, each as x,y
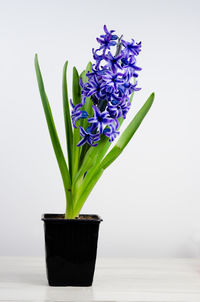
35,25 -> 154,287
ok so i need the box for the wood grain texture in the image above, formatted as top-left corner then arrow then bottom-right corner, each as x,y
0,257 -> 200,302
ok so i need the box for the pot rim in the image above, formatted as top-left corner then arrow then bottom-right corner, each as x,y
41,213 -> 103,223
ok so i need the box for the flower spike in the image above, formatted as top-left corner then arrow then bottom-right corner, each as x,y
71,25 -> 142,147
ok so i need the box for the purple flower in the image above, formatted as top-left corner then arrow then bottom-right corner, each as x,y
104,52 -> 123,73
107,103 -> 122,118
104,125 -> 120,142
118,81 -> 140,98
86,65 -> 104,80
104,85 -> 120,103
70,100 -> 88,128
84,76 -> 106,100
88,105 -> 113,133
103,70 -> 124,91
121,56 -> 142,78
96,25 -> 118,54
122,39 -> 142,57
107,99 -> 131,119
120,99 -> 131,118
92,48 -> 104,69
77,126 -> 100,147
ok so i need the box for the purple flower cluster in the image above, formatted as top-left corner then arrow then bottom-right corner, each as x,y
71,25 -> 142,147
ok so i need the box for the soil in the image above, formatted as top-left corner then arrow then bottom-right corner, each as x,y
55,214 -> 98,220
75,215 -> 96,220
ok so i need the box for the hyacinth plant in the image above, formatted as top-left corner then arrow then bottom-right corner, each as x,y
35,25 -> 154,219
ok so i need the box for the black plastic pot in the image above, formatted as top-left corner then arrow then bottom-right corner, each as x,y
41,213 -> 102,286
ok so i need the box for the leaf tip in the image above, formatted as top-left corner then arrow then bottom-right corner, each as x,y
73,66 -> 78,72
87,61 -> 92,70
151,92 -> 155,101
64,60 -> 68,68
34,54 -> 39,70
147,92 -> 155,107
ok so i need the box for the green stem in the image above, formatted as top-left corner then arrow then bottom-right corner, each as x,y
72,166 -> 104,218
72,67 -> 81,180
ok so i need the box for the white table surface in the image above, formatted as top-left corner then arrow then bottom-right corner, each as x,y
0,257 -> 200,302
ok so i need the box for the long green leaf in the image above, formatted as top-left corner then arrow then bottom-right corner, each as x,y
81,62 -> 93,128
72,67 -> 81,180
62,61 -> 73,179
72,66 -> 81,106
79,62 -> 93,165
34,54 -> 72,217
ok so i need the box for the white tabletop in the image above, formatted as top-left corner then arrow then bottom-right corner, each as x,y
0,257 -> 200,302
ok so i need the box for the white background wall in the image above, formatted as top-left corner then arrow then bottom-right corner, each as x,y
0,0 -> 200,257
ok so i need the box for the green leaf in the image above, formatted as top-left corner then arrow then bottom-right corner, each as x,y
82,62 -> 93,123
34,54 -> 72,217
79,62 -> 93,165
72,66 -> 81,106
79,69 -> 85,80
72,67 -> 81,180
100,93 -> 155,169
80,63 -> 93,126
62,61 -> 73,179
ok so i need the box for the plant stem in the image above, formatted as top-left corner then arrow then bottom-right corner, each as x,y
72,166 -> 104,218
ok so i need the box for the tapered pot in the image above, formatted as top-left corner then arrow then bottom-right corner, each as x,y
41,213 -> 102,286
